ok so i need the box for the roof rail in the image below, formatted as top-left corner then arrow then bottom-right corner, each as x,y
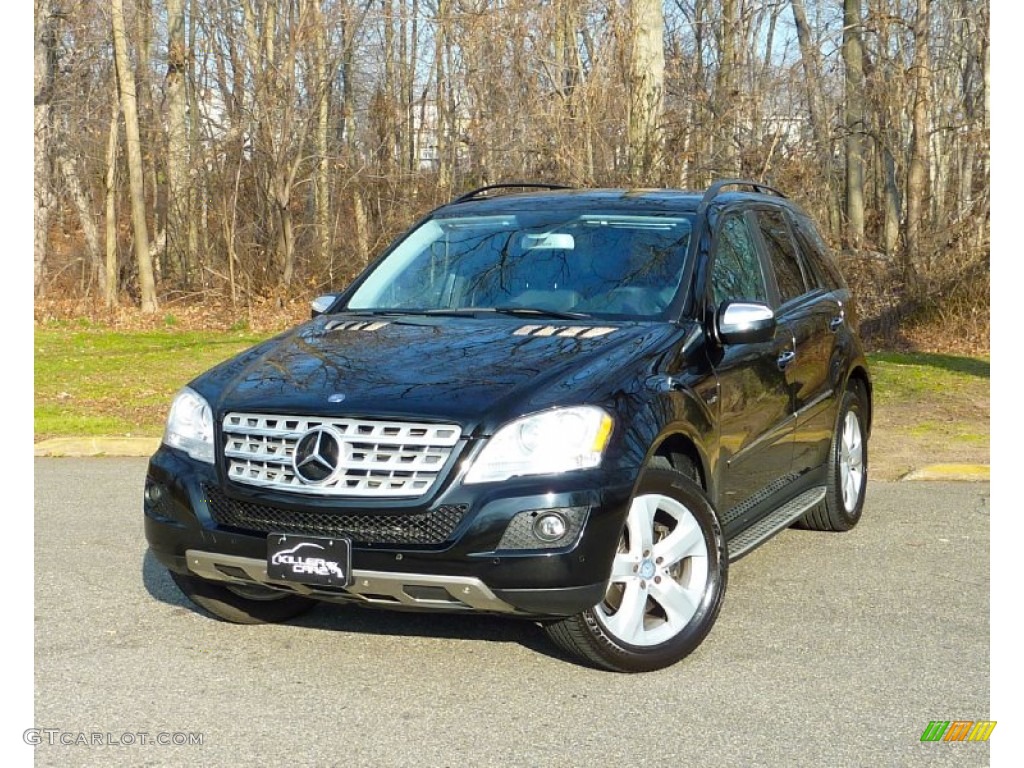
698,178 -> 787,211
451,182 -> 574,204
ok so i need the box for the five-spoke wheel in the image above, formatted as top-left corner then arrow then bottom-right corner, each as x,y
839,410 -> 865,513
595,493 -> 710,648
544,466 -> 727,672
797,383 -> 869,531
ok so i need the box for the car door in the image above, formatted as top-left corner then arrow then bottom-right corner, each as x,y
787,210 -> 851,472
705,209 -> 796,527
752,207 -> 838,477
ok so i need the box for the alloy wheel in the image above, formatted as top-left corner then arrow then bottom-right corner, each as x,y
595,493 -> 709,647
839,411 -> 864,513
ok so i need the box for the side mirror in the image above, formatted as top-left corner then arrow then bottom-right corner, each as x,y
716,301 -> 776,345
311,293 -> 340,318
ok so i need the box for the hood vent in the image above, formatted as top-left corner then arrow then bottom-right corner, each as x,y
513,325 -> 617,339
325,319 -> 391,332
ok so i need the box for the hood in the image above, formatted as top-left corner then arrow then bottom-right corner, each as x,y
193,314 -> 684,435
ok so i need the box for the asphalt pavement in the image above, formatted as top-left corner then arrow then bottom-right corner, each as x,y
33,458 -> 990,767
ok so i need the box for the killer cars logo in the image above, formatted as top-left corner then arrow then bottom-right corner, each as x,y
271,542 -> 346,579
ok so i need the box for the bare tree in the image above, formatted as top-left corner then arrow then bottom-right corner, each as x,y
57,153 -> 104,295
714,0 -> 740,176
111,0 -> 158,312
906,0 -> 932,279
34,1 -> 57,294
790,0 -> 840,239
104,95 -> 120,308
628,0 -> 665,180
314,0 -> 332,273
843,0 -> 866,249
166,0 -> 194,285
31,0 -> 986,343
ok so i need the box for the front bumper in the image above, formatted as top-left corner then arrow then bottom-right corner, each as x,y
145,446 -> 637,617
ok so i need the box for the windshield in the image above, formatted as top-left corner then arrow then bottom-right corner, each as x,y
346,210 -> 694,319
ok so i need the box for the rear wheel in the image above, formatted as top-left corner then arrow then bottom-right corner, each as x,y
796,384 -> 868,532
170,570 -> 315,625
544,466 -> 727,672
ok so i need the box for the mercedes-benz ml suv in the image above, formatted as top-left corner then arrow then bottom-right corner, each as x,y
145,180 -> 871,672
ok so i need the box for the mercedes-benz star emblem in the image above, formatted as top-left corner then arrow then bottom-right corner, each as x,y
292,427 -> 343,485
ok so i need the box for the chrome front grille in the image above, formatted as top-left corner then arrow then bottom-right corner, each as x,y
222,412 -> 462,498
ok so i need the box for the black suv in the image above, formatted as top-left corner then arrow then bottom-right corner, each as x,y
145,180 -> 871,672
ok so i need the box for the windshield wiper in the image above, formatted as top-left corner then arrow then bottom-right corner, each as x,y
338,309 -> 421,317
424,306 -> 591,320
493,306 -> 592,320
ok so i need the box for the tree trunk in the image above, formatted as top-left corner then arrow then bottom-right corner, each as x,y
166,0 -> 193,286
187,0 -> 202,274
687,0 -> 708,186
276,190 -> 296,289
842,0 -> 866,249
870,0 -> 901,256
111,0 -> 158,312
906,0 -> 932,279
340,38 -> 356,149
881,139 -> 901,257
790,0 -> 840,240
135,0 -> 160,250
353,189 -> 369,269
104,97 -> 120,308
714,0 -> 739,176
34,1 -> 56,295
434,0 -> 451,189
58,154 -> 104,295
315,2 -> 331,272
628,0 -> 665,180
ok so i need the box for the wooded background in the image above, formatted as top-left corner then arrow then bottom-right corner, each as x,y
33,0 -> 989,342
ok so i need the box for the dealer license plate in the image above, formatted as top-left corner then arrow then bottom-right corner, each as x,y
266,534 -> 352,587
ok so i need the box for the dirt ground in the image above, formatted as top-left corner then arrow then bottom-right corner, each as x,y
870,405 -> 989,480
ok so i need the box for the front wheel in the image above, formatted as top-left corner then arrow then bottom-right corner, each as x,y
170,570 -> 316,625
544,467 -> 727,672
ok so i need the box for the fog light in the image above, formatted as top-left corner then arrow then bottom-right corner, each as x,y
497,506 -> 589,551
145,482 -> 164,504
533,512 -> 568,542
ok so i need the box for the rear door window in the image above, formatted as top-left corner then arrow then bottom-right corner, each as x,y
755,209 -> 806,305
790,212 -> 846,291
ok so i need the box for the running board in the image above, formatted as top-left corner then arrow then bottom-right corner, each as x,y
727,486 -> 826,561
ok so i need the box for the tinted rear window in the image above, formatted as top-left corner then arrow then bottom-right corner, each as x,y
790,212 -> 846,291
755,209 -> 806,304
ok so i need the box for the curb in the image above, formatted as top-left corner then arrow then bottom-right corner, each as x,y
34,437 -> 160,458
900,464 -> 990,482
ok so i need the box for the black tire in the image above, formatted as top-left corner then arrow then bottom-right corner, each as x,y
170,570 -> 315,625
544,467 -> 727,672
796,384 -> 868,532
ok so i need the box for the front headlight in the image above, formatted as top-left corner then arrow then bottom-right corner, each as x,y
464,406 -> 613,484
162,387 -> 215,463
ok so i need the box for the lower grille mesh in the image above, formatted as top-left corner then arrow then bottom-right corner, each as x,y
202,485 -> 467,546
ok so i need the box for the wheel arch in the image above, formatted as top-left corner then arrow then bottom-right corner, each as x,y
617,379 -> 718,508
845,365 -> 873,436
647,431 -> 711,494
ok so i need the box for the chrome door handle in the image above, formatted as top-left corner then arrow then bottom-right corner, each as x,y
777,350 -> 796,370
